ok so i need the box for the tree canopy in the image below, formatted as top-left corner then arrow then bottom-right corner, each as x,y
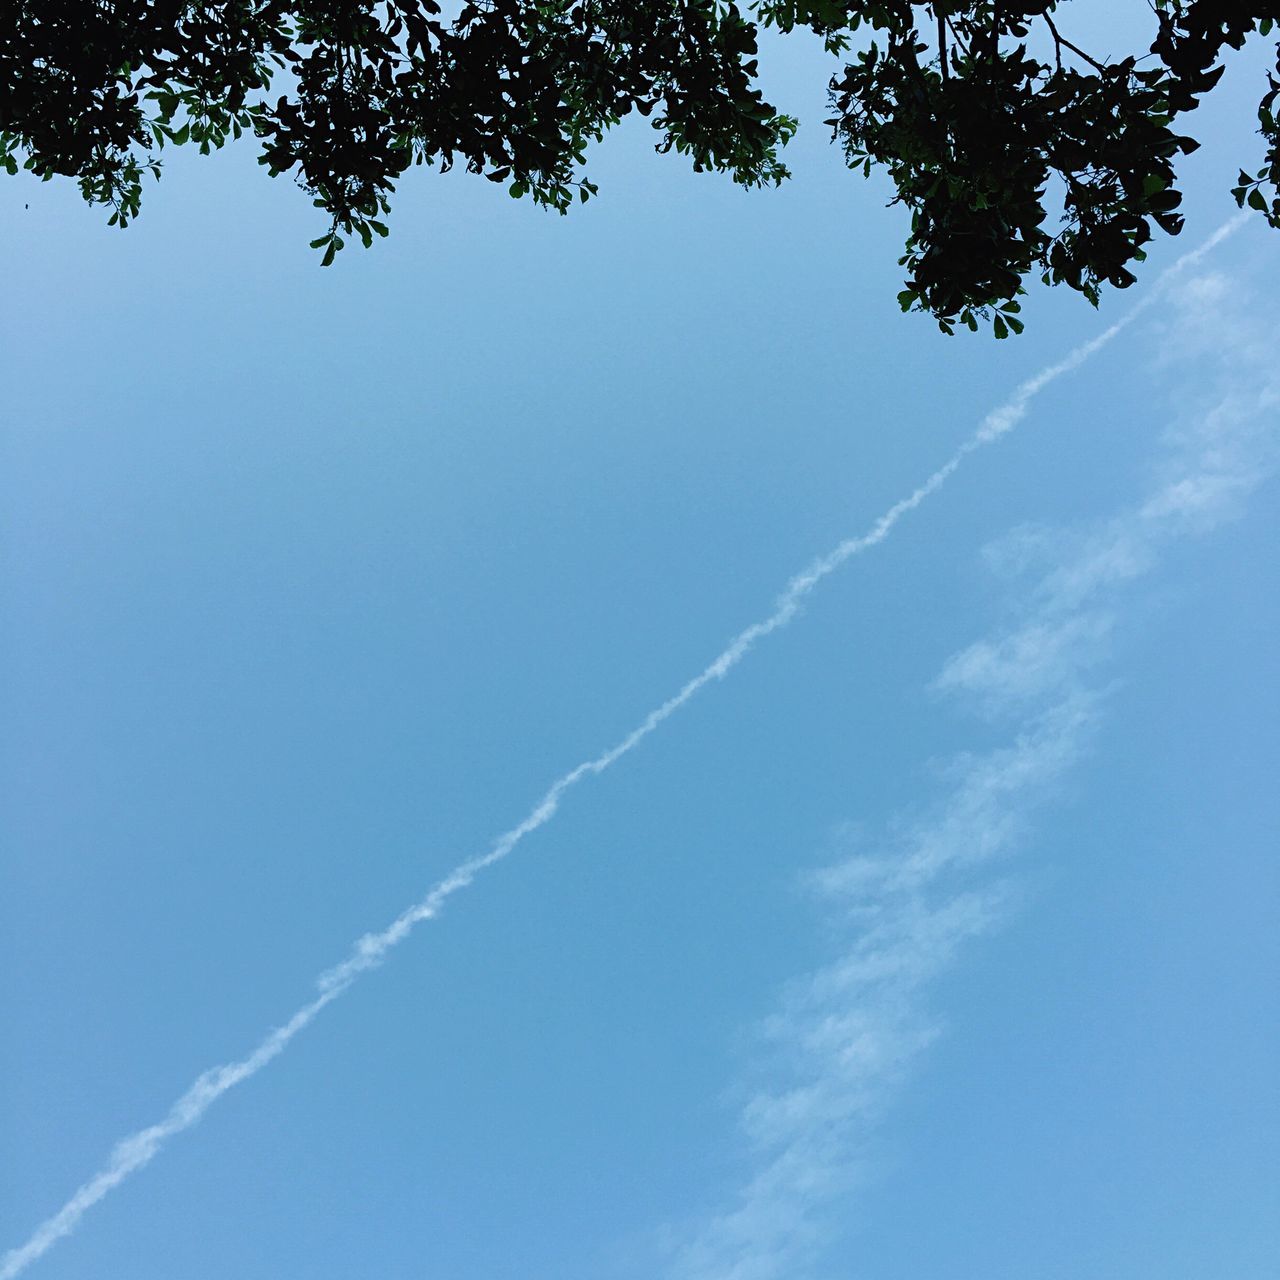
3,1 -> 1278,333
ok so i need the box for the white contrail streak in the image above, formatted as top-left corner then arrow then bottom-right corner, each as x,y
0,214 -> 1245,1280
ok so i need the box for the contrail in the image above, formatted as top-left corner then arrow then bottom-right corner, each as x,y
0,213 -> 1245,1280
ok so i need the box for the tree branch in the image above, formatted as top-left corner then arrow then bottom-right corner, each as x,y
1044,13 -> 1107,75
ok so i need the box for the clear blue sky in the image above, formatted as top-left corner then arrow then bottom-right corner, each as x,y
3,11 -> 1278,1280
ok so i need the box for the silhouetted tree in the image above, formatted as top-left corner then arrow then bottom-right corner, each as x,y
3,1 -> 1277,332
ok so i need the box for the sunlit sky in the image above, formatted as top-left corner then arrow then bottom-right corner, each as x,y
3,10 -> 1278,1280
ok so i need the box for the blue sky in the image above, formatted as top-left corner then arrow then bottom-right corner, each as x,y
3,11 -> 1278,1280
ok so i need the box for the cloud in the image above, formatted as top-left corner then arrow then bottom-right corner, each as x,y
667,259 -> 1279,1280
665,705 -> 1087,1280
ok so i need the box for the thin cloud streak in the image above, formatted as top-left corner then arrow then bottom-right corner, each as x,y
668,698 -> 1097,1280
669,262 -> 1278,1280
0,216 -> 1245,1280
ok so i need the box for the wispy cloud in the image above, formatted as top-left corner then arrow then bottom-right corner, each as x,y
0,219 -> 1247,1280
667,262 -> 1279,1280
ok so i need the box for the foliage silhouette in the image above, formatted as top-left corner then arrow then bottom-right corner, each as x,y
3,1 -> 1277,332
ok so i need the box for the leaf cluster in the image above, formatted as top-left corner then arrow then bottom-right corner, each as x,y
762,1 -> 1279,333
1,1 -> 795,253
